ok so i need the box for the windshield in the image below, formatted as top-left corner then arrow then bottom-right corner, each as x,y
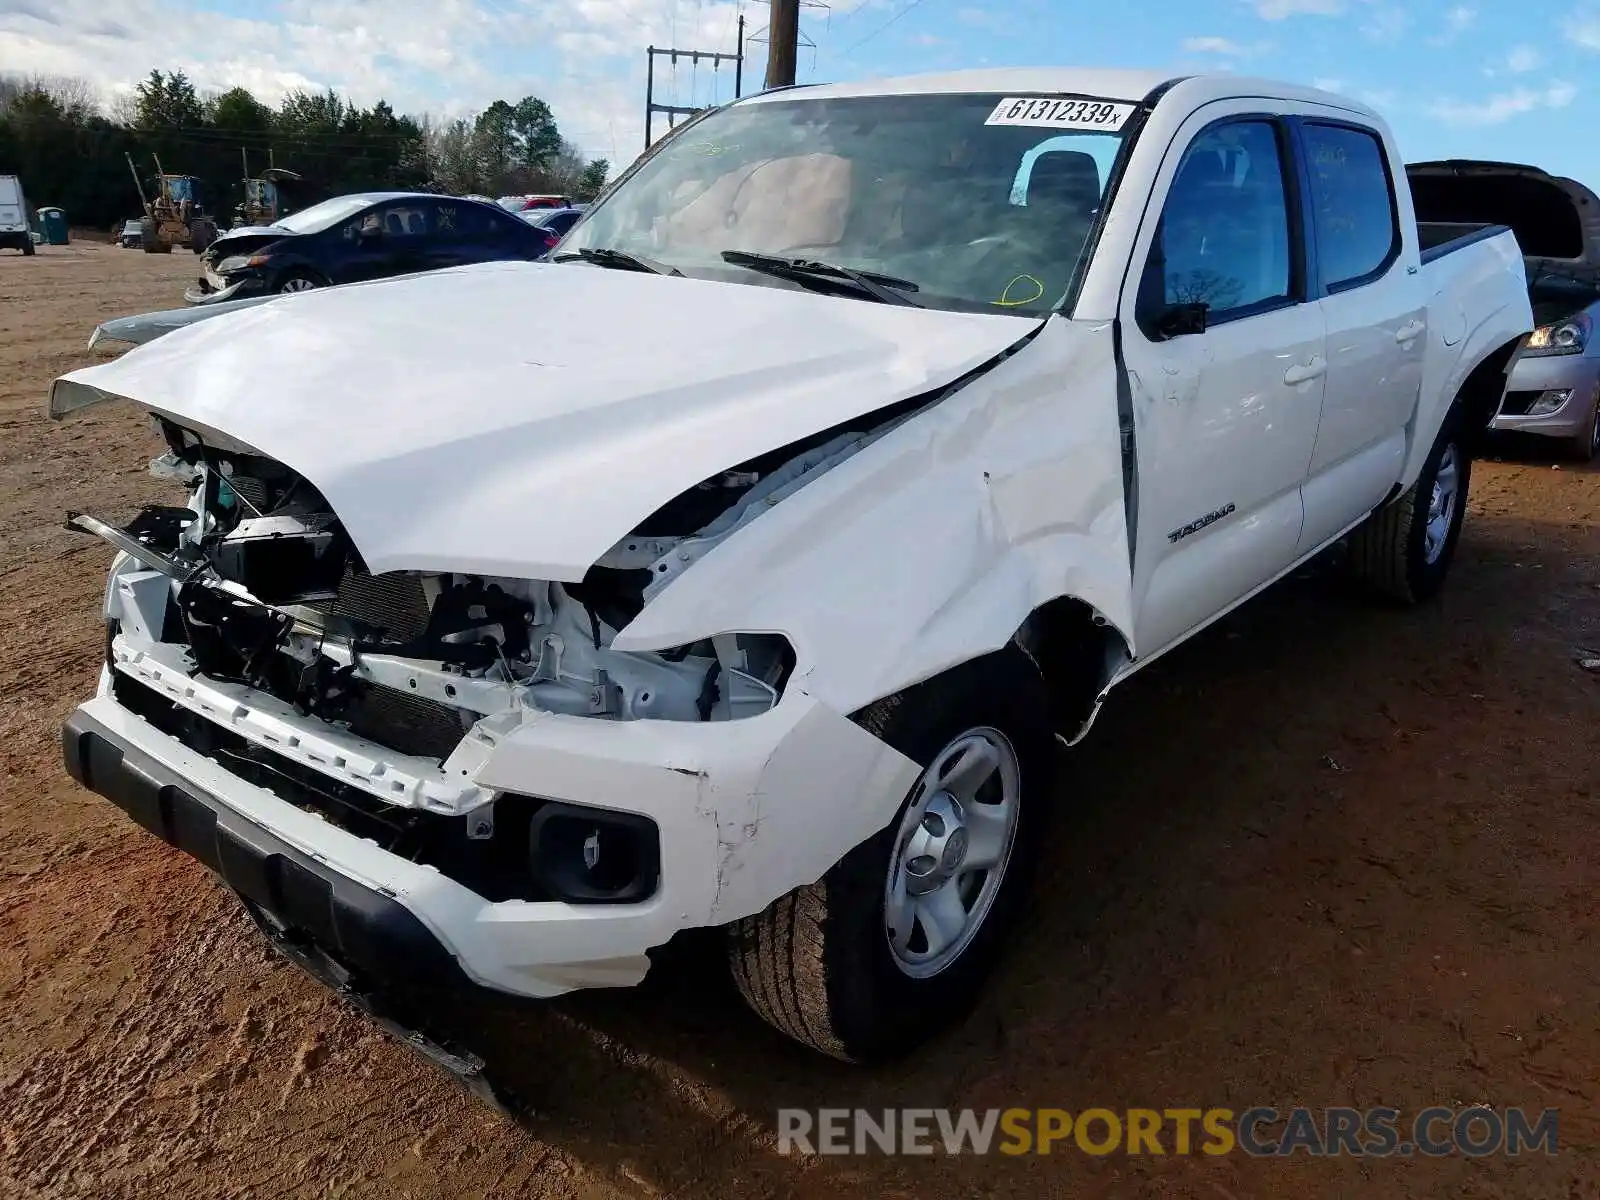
564,92 -> 1129,316
272,195 -> 382,234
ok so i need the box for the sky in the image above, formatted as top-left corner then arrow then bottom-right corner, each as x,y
0,0 -> 1596,178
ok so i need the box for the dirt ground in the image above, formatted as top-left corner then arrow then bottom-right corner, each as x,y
0,240 -> 1596,1200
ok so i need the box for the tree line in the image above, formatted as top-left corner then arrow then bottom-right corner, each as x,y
0,70 -> 611,230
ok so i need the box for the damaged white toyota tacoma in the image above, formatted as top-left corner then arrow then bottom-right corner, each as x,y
52,69 -> 1531,1087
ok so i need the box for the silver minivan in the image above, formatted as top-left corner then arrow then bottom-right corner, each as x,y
1410,159 -> 1600,461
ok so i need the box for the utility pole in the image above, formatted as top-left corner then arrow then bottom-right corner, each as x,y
644,42 -> 746,149
736,14 -> 746,97
764,0 -> 800,88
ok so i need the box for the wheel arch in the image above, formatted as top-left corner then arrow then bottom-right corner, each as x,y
1012,594 -> 1133,744
1452,335 -> 1525,456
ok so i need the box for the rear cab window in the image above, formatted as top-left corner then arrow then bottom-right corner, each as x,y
1299,122 -> 1400,291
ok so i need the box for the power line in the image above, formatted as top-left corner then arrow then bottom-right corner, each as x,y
839,0 -> 936,54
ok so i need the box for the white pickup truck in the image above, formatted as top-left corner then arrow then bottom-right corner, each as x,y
52,69 -> 1530,1090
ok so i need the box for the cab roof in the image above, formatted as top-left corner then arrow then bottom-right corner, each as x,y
737,68 -> 1377,122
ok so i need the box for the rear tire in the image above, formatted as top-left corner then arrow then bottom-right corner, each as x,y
727,646 -> 1053,1061
140,218 -> 159,254
1346,408 -> 1472,603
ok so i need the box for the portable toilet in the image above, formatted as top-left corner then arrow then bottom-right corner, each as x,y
37,207 -> 69,245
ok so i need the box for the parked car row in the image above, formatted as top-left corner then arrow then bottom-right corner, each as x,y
1408,159 -> 1600,460
519,203 -> 587,239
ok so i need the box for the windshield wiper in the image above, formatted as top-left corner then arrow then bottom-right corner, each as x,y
552,246 -> 682,276
720,250 -> 923,307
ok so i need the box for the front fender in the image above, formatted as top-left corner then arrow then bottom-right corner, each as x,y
613,316 -> 1136,716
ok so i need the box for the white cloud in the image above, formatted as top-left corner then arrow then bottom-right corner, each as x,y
1182,35 -> 1271,57
1505,44 -> 1542,72
1251,0 -> 1343,18
1360,7 -> 1409,44
1569,16 -> 1600,50
954,7 -> 1011,31
0,0 -> 765,163
1427,3 -> 1476,45
1428,81 -> 1578,125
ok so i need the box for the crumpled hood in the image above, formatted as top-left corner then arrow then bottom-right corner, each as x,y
206,225 -> 291,254
54,260 -> 1033,580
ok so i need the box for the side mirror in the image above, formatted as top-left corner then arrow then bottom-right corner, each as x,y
1154,302 -> 1209,339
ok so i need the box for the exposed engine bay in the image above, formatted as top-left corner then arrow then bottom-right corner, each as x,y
79,410 -> 908,771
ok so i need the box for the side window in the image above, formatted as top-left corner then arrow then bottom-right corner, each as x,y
483,208 -> 523,241
1151,120 -> 1294,321
341,209 -> 382,240
343,203 -> 432,240
435,201 -> 466,238
1300,123 -> 1398,291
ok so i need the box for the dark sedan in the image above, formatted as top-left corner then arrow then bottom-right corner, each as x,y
184,192 -> 557,305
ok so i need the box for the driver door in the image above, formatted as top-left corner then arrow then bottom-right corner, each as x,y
1119,108 -> 1326,656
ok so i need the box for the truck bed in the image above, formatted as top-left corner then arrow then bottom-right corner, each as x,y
1417,220 -> 1513,264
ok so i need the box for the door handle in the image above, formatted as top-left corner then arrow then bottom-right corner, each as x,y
1395,319 -> 1426,343
1283,356 -> 1326,386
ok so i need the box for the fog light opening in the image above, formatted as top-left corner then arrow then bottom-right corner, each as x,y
528,802 -> 661,904
1528,388 -> 1573,416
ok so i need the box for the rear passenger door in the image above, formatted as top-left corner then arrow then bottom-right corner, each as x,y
1293,117 -> 1425,552
422,199 -> 476,271
431,201 -> 545,268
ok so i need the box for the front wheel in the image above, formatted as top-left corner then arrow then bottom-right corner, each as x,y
21,239 -> 34,257
1346,410 -> 1472,603
727,647 -> 1053,1061
277,272 -> 321,294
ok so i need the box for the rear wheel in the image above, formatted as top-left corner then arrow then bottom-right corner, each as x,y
1346,409 -> 1471,603
726,647 -> 1053,1061
139,218 -> 160,254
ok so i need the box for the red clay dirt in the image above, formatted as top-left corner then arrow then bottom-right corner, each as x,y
0,241 -> 1596,1199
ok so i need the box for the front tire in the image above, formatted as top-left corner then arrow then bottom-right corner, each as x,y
1346,409 -> 1472,603
21,239 -> 34,256
727,647 -> 1053,1061
277,272 -> 321,294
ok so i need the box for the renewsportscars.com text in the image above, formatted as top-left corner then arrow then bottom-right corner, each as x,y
777,1106 -> 1559,1158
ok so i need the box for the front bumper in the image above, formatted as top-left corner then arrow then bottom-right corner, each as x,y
64,703 -> 472,991
1491,352 -> 1600,439
184,273 -> 262,305
64,703 -> 522,1107
63,657 -> 919,1001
